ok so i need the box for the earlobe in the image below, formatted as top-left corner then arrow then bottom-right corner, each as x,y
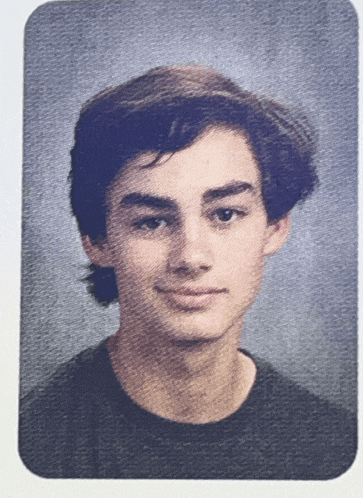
263,214 -> 291,256
81,236 -> 113,267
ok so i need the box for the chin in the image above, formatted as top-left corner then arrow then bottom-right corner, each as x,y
158,314 -> 234,345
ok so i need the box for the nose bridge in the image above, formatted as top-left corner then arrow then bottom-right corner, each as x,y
169,212 -> 213,273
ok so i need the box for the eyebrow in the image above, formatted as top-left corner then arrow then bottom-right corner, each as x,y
120,193 -> 177,210
120,182 -> 256,211
202,181 -> 256,202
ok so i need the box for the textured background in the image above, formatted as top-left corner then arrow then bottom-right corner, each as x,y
21,0 -> 357,411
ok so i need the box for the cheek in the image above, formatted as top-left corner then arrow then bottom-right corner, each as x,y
222,225 -> 267,268
224,249 -> 265,289
111,237 -> 168,281
219,225 -> 267,288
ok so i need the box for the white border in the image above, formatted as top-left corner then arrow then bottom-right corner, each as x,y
0,0 -> 360,496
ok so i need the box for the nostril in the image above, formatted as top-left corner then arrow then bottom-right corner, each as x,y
169,261 -> 212,276
173,266 -> 189,275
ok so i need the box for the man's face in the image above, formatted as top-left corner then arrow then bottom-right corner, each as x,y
97,127 -> 288,343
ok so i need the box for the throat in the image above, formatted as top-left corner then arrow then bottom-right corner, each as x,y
108,332 -> 256,424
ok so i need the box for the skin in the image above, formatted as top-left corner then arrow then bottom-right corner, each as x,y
83,127 -> 290,423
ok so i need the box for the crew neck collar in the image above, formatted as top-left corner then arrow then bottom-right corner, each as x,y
93,339 -> 271,444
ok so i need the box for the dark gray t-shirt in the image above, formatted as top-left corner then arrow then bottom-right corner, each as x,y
19,339 -> 356,479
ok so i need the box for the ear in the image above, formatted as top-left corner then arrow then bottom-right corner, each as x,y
263,214 -> 291,257
81,235 -> 113,267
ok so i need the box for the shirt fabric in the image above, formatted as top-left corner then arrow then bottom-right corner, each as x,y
19,339 -> 356,479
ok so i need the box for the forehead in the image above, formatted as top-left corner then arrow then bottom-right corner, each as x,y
110,127 -> 261,200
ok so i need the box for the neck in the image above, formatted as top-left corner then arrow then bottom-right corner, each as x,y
108,318 -> 256,424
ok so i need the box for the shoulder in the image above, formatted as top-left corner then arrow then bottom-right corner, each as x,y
21,340 -> 108,407
19,339 -> 111,476
256,356 -> 355,423
248,354 -> 357,478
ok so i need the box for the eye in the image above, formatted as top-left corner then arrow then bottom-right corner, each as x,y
214,209 -> 235,222
209,208 -> 248,226
134,217 -> 168,230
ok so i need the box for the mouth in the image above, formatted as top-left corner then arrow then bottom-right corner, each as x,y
155,286 -> 227,310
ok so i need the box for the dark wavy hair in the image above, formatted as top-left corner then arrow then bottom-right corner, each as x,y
70,65 -> 318,305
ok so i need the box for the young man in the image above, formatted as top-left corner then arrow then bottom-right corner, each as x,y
19,66 -> 356,479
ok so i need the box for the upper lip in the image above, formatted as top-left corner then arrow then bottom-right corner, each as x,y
156,286 -> 227,296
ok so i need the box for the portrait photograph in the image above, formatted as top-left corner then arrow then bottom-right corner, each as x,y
16,0 -> 358,485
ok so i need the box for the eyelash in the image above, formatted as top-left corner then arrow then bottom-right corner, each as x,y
132,208 -> 247,232
210,208 -> 247,225
133,217 -> 170,231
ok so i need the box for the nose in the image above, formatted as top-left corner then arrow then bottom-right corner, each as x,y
167,218 -> 213,277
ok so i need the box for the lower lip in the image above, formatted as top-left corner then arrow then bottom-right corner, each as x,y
159,290 -> 222,310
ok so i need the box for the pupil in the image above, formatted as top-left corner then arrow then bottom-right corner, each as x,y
146,218 -> 160,228
219,209 -> 233,221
